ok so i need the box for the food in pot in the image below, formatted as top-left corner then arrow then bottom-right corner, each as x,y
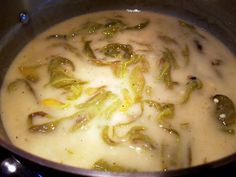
1,10 -> 236,172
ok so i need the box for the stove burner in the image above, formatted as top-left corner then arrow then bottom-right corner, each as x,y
0,151 -> 42,177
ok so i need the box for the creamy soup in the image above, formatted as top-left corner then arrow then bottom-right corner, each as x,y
1,10 -> 236,172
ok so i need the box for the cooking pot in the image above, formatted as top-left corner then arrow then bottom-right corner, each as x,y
0,0 -> 236,176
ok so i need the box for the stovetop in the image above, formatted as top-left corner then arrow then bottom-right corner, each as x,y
1,145 -> 236,177
0,147 -> 41,177
0,146 -> 84,177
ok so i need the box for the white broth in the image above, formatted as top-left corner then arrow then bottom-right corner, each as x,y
1,10 -> 236,172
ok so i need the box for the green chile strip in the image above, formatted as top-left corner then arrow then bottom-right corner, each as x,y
83,41 -> 96,59
92,159 -> 137,172
212,94 -> 235,126
7,79 -> 38,102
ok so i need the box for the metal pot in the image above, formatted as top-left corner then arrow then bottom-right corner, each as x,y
0,0 -> 236,176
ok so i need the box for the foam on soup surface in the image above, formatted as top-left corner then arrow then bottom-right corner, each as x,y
1,10 -> 236,172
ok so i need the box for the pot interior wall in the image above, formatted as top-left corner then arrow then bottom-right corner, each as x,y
0,0 -> 236,176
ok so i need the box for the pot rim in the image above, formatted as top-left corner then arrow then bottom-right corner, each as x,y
1,129 -> 236,177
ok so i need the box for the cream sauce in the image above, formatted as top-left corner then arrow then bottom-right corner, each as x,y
1,10 -> 236,171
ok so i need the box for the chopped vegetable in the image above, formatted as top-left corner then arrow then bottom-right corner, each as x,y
18,65 -> 39,82
120,88 -> 133,112
162,48 -> 178,69
65,148 -> 74,155
188,145 -> 192,166
49,77 -> 86,89
124,54 -> 148,70
144,100 -> 175,122
113,120 -> 137,139
178,20 -> 205,39
88,58 -> 116,66
28,111 -> 85,133
157,48 -> 178,88
178,20 -> 196,30
101,96 -> 122,119
126,20 -> 150,30
157,104 -> 175,123
145,86 -> 152,96
160,142 -> 180,171
41,98 -> 69,109
140,57 -> 150,72
111,62 -> 124,77
157,61 -> 172,88
160,143 -> 168,171
221,127 -> 235,135
101,43 -> 149,77
30,109 -> 98,133
103,122 -> 155,151
160,126 -> 180,141
103,18 -> 126,38
181,44 -> 190,66
130,40 -> 152,52
129,66 -> 145,102
180,122 -> 190,130
28,111 -> 60,133
48,56 -> 75,74
29,121 -> 60,133
211,59 -> 222,66
50,42 -> 80,57
73,91 -> 120,130
28,111 -> 49,120
71,114 -> 92,131
193,39 -> 203,53
83,41 -> 96,59
80,22 -> 103,34
181,76 -> 203,104
102,126 -> 119,146
92,159 -> 136,172
67,19 -> 150,39
85,86 -> 106,96
69,22 -> 103,38
7,79 -> 38,101
211,59 -> 223,77
51,77 -> 86,89
101,43 -> 133,59
77,91 -> 113,110
144,99 -> 161,110
144,100 -> 177,141
87,42 -> 148,78
67,84 -> 83,100
47,56 -> 87,90
127,126 -> 156,150
212,94 -> 235,126
158,35 -> 178,45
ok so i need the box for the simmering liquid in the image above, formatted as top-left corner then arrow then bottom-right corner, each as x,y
1,10 -> 236,172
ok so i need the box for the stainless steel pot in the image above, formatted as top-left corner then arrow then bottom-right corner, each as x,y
0,0 -> 236,176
